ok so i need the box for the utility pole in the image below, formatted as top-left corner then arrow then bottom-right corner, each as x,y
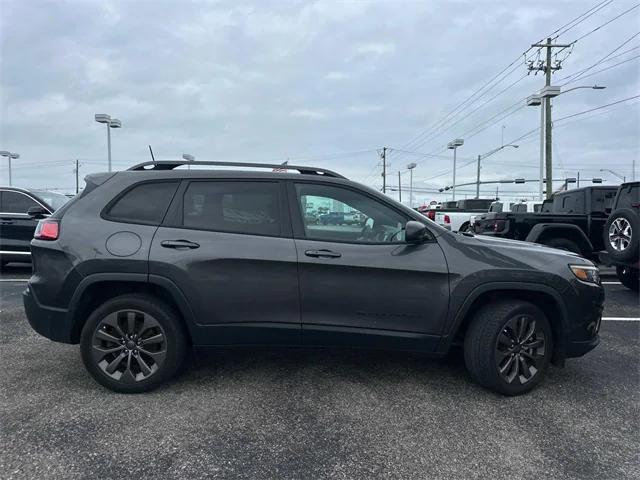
397,171 -> 402,202
381,147 -> 387,194
73,159 -> 80,194
577,171 -> 580,188
530,38 -> 572,199
476,154 -> 481,199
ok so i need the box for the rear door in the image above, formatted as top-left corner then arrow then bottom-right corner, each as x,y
288,181 -> 449,351
149,179 -> 300,346
0,190 -> 45,257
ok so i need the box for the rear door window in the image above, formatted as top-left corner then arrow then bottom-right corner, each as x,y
554,192 -> 585,213
1,191 -> 39,214
106,181 -> 179,225
616,184 -> 640,209
180,181 -> 282,236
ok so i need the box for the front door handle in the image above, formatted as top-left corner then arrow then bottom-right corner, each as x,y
161,239 -> 200,250
305,249 -> 342,258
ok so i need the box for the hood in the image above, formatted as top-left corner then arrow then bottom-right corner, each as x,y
459,233 -> 589,261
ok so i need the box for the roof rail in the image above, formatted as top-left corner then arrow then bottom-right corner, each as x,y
127,160 -> 346,179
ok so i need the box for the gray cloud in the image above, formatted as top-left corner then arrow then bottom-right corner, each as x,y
0,0 -> 638,204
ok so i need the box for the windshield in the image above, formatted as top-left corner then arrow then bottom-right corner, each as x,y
31,190 -> 71,211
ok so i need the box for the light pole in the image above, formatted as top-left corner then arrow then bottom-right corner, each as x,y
95,114 -> 122,172
527,85 -> 605,200
475,144 -> 518,198
600,169 -> 625,183
0,151 -> 19,186
447,138 -> 464,201
407,162 -> 417,208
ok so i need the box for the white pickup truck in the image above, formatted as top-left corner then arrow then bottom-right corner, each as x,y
431,199 -> 495,232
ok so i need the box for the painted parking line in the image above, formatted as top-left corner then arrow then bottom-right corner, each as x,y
0,279 -> 29,282
602,317 -> 640,322
602,281 -> 622,285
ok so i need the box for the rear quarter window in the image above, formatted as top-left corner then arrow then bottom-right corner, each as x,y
105,181 -> 179,225
616,184 -> 640,209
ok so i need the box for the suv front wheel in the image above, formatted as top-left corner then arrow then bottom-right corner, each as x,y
80,294 -> 187,393
464,300 -> 553,395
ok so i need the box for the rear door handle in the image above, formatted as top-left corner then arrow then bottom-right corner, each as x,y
161,239 -> 200,250
305,249 -> 342,258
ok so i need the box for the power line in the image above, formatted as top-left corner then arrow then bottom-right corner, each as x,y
561,31 -> 640,85
546,0 -> 614,40
561,2 -> 640,48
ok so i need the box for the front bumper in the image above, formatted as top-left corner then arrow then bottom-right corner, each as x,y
562,279 -> 604,359
23,285 -> 74,343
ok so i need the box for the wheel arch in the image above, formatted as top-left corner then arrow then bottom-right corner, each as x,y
68,274 -> 196,344
446,283 -> 568,365
525,223 -> 593,255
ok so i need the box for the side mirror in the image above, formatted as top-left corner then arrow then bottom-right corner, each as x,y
405,220 -> 427,244
27,206 -> 49,219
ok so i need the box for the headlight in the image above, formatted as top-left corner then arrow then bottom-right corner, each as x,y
569,265 -> 600,285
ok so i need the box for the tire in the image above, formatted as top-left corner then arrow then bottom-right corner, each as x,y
616,265 -> 639,292
459,222 -> 471,233
543,237 -> 582,256
80,294 -> 187,393
464,300 -> 553,396
604,209 -> 639,263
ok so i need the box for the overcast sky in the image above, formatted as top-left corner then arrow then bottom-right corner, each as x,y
1,0 -> 638,204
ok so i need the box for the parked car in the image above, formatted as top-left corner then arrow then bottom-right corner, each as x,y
24,160 -> 603,396
470,200 -> 542,235
473,186 -> 618,258
319,211 -> 358,225
598,181 -> 639,291
0,186 -> 70,266
430,198 -> 495,232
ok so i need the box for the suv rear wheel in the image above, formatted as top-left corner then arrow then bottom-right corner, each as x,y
80,294 -> 187,393
464,300 -> 553,395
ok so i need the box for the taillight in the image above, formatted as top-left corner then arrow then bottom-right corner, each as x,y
492,220 -> 506,233
427,210 -> 436,220
34,219 -> 59,240
443,214 -> 451,224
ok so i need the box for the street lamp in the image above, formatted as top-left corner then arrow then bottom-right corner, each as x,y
447,138 -> 464,200
407,162 -> 417,208
95,114 -> 122,172
526,85 -> 605,200
600,168 -> 625,182
183,153 -> 195,171
0,151 -> 19,186
475,144 -> 518,198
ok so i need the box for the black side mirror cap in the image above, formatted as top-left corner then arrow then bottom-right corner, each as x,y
27,206 -> 49,219
405,220 -> 427,243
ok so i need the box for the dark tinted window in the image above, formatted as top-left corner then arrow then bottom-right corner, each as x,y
511,204 -> 527,213
554,191 -> 584,213
590,189 -> 617,213
107,181 -> 179,225
616,184 -> 639,209
459,199 -> 493,210
1,191 -> 39,213
182,181 -> 281,236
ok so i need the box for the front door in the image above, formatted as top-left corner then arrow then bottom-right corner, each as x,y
288,181 -> 449,351
149,179 -> 300,346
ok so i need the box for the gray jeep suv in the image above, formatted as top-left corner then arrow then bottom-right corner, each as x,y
23,161 -> 604,395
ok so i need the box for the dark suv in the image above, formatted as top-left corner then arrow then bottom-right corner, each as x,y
23,161 -> 604,395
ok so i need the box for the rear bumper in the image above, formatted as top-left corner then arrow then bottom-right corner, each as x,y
23,285 -> 74,343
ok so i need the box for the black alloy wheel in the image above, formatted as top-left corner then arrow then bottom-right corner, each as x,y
91,309 -> 167,383
495,314 -> 546,385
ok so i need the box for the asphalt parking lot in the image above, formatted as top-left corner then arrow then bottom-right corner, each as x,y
1,264 -> 638,480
